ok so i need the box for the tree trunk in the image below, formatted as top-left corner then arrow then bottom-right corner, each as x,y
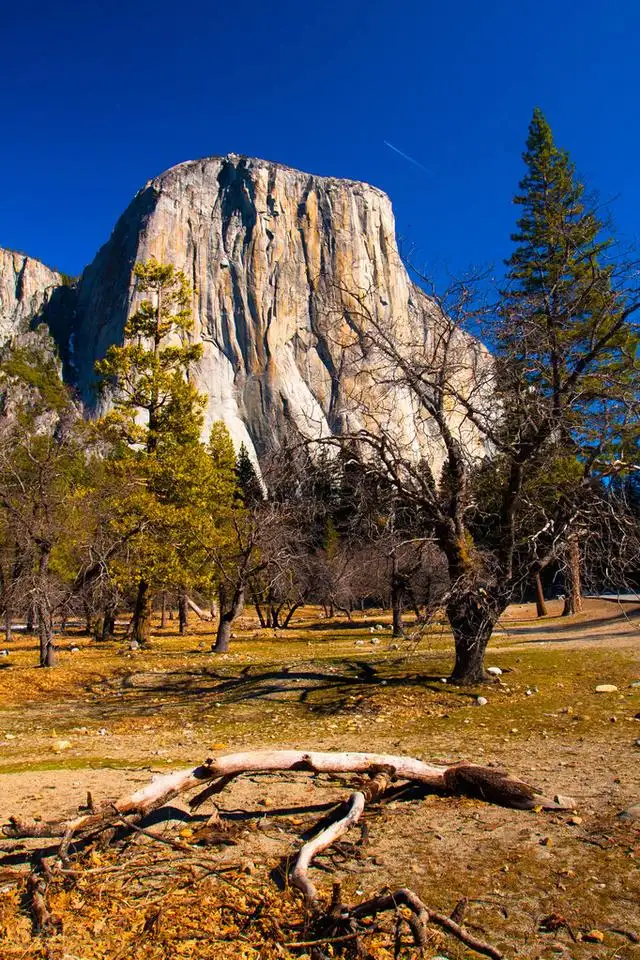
562,537 -> 583,616
391,563 -> 405,638
534,573 -> 548,618
213,583 -> 245,652
186,597 -> 212,620
160,592 -> 167,629
178,592 -> 189,635
4,607 -> 12,644
26,604 -> 35,633
101,606 -> 116,641
82,600 -> 92,636
37,602 -> 55,668
131,579 -> 152,645
447,594 -> 501,684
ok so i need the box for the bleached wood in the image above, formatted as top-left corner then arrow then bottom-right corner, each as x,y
3,749 -> 567,841
291,791 -> 366,905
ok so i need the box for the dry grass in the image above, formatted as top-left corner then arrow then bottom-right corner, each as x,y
1,601 -> 639,958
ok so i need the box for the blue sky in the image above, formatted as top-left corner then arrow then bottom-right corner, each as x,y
3,0 -> 640,285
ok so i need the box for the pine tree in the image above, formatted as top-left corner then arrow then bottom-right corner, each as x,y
96,260 -> 237,644
500,107 -> 636,453
235,443 -> 263,504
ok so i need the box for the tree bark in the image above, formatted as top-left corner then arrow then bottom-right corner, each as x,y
447,594 -> 501,684
37,602 -> 55,667
186,597 -> 212,620
213,583 -> 245,652
131,579 -> 152,645
4,606 -> 12,644
26,604 -> 35,634
391,562 -> 405,638
178,592 -> 188,635
160,591 -> 167,629
562,537 -> 583,616
534,572 -> 548,618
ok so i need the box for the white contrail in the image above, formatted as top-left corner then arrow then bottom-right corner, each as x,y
383,140 -> 431,174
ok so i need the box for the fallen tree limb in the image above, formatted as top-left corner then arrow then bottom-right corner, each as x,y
291,767 -> 394,906
352,887 -> 504,959
186,597 -> 212,621
3,749 -> 570,958
3,749 -> 568,843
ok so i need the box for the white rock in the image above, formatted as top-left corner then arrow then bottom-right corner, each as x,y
52,739 -> 71,753
595,684 -> 618,693
0,249 -> 62,344
65,157 -> 490,476
476,696 -> 488,707
487,666 -> 502,676
375,624 -> 385,632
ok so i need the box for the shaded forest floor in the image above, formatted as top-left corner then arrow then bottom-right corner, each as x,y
0,598 -> 639,959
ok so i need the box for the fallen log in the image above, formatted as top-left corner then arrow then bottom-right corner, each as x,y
291,766 -> 393,907
2,749 -> 570,843
3,749 -> 571,958
186,597 -> 212,621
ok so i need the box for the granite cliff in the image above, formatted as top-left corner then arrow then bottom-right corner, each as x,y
0,156 -> 487,468
0,249 -> 63,343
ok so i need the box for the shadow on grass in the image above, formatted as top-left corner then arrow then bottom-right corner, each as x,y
81,658 -> 474,723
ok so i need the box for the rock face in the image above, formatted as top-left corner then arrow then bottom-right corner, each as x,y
1,156 -> 488,469
0,249 -> 63,343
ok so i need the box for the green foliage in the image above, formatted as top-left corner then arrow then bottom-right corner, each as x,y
96,258 -> 205,454
235,443 -> 263,504
94,259 -> 240,603
0,343 -> 70,417
500,107 -> 639,466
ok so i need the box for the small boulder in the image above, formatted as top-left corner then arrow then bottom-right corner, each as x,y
476,696 -> 488,707
52,739 -> 71,753
617,805 -> 640,821
595,684 -> 618,693
582,930 -> 604,943
487,666 -> 502,676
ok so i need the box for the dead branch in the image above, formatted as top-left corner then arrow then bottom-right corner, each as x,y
3,749 -> 568,847
352,887 -> 504,959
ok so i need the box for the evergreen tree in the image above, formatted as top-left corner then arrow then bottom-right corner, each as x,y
235,443 -> 263,504
95,259 -> 237,644
500,107 -> 637,460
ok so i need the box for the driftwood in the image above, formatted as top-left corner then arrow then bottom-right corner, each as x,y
3,749 -> 570,844
3,749 -> 573,957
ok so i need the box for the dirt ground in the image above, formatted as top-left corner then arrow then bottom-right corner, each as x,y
0,598 -> 638,959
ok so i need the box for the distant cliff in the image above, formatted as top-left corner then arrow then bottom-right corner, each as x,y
0,155 -> 487,469
0,249 -> 63,342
